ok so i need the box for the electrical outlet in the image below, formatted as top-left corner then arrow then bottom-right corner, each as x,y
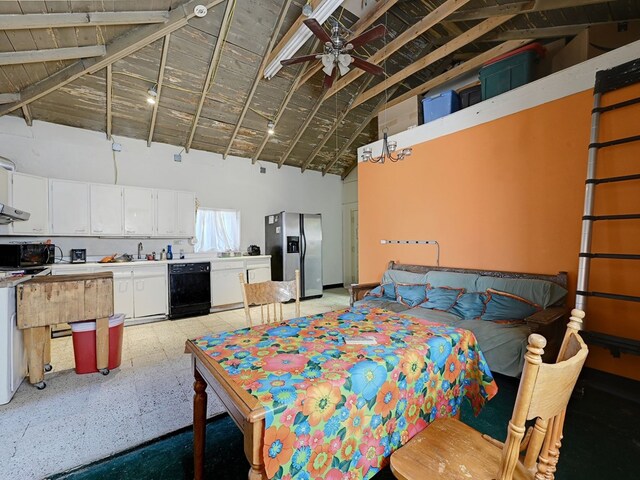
174,153 -> 182,162
260,167 -> 266,174
111,143 -> 122,152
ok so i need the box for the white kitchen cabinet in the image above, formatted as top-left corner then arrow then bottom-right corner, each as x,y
133,265 -> 167,317
211,267 -> 245,306
113,270 -> 134,319
248,267 -> 271,284
156,190 -> 177,236
11,172 -> 49,235
49,179 -> 90,235
90,184 -> 123,236
176,191 -> 195,237
123,187 -> 154,236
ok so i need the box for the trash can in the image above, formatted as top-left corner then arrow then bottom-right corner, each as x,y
71,313 -> 125,374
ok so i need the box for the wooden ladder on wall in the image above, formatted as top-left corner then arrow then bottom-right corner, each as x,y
576,57 -> 640,357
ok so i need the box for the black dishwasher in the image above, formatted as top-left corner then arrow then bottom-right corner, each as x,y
168,262 -> 211,319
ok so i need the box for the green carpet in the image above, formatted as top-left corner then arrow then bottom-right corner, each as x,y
50,373 -> 639,479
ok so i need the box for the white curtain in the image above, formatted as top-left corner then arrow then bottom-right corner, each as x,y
194,208 -> 240,253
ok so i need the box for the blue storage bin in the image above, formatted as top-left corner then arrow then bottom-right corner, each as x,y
422,90 -> 460,123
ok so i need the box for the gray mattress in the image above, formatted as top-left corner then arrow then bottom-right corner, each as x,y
353,299 -> 529,377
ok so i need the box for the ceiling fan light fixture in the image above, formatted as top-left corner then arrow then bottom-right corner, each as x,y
338,62 -> 350,76
267,121 -> 275,135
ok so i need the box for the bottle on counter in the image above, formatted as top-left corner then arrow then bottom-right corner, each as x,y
160,248 -> 166,260
167,245 -> 173,260
179,249 -> 185,260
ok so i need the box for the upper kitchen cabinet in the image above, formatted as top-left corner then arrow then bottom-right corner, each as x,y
90,184 -> 123,236
176,191 -> 196,237
11,172 -> 49,235
123,187 -> 154,236
49,179 -> 90,235
156,190 -> 177,237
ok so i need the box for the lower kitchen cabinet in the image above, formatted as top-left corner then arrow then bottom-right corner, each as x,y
247,266 -> 271,283
113,270 -> 134,319
211,267 -> 245,306
132,266 -> 167,318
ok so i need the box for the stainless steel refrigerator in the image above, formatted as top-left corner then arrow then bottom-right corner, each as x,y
265,212 -> 322,299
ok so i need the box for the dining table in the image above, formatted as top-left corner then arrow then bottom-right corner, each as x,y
185,307 -> 498,480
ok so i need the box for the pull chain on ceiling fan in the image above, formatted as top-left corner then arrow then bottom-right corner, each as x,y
280,18 -> 386,88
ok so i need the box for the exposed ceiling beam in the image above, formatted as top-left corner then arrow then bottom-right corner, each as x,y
21,105 -> 32,127
0,45 -> 106,66
147,34 -> 171,147
223,0 -> 293,159
351,14 -> 515,109
0,0 -> 225,117
277,92 -> 327,168
325,0 -> 473,99
106,64 -> 112,140
251,39 -> 320,164
448,0 -> 611,22
0,93 -> 19,104
0,11 -> 170,30
386,39 -> 531,110
323,87 -> 399,177
185,0 -> 235,153
264,0 -> 322,68
300,75 -> 374,172
296,0 -> 401,88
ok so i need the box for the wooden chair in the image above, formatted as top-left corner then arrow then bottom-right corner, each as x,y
239,270 -> 300,327
390,309 -> 589,480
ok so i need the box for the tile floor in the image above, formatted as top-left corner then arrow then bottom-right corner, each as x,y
0,289 -> 350,480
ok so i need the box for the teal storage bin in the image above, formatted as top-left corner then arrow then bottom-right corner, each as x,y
480,44 -> 544,100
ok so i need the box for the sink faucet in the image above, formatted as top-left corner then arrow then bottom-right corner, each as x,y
137,242 -> 143,259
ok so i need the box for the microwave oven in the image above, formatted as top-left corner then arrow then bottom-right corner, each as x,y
0,244 -> 56,267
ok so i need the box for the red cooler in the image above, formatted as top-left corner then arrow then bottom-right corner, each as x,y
71,313 -> 125,374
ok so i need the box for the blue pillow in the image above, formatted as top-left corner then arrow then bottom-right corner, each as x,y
363,285 -> 383,300
449,292 -> 488,319
381,282 -> 396,300
482,288 -> 541,321
420,286 -> 464,311
396,284 -> 427,307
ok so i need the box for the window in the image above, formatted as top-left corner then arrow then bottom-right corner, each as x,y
194,208 -> 240,253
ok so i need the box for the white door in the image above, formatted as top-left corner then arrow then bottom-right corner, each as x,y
211,268 -> 245,306
113,270 -> 134,319
156,190 -> 177,236
49,179 -> 90,235
247,267 -> 271,283
176,191 -> 195,237
123,187 -> 154,236
11,172 -> 49,235
90,184 -> 123,236
133,266 -> 168,317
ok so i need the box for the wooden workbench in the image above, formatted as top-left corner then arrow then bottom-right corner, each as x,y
17,272 -> 114,389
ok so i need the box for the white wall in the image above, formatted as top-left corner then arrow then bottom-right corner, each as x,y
0,118 -> 344,284
341,168 -> 358,286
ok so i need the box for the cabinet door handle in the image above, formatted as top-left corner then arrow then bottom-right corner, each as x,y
75,229 -> 86,233
125,229 -> 135,234
33,228 -> 43,232
94,229 -> 103,233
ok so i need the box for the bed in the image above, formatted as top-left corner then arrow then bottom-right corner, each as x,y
185,307 -> 498,480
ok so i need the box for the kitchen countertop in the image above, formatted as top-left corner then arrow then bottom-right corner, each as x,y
0,267 -> 52,288
50,255 -> 271,269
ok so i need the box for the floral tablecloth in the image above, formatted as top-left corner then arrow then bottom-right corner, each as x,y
193,307 -> 497,479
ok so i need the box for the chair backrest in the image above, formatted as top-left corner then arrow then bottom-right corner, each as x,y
496,309 -> 589,480
239,270 -> 300,326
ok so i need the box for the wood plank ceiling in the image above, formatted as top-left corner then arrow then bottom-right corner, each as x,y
1,0 -> 639,178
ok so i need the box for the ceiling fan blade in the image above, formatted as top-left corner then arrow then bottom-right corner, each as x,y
303,18 -> 332,44
349,24 -> 386,49
351,57 -> 384,76
280,54 -> 320,66
323,70 -> 336,89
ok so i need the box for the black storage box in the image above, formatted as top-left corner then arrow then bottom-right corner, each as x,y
459,84 -> 482,108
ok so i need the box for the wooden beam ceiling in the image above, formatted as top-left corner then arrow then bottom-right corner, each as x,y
185,0 -> 235,153
0,45 -> 106,66
0,11 -> 170,30
223,0 -> 293,159
0,0 -> 225,117
325,0 -> 473,99
147,34 -> 171,147
448,0 -> 612,22
277,92 -> 326,168
0,93 -> 19,104
21,105 -> 32,126
351,14 -> 515,109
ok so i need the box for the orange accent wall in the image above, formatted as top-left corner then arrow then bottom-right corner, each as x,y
359,86 -> 640,380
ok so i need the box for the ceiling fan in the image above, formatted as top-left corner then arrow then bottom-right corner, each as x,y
280,18 -> 386,89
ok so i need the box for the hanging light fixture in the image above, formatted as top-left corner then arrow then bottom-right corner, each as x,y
146,84 -> 158,105
361,11 -> 412,164
302,1 -> 313,16
267,120 -> 275,135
